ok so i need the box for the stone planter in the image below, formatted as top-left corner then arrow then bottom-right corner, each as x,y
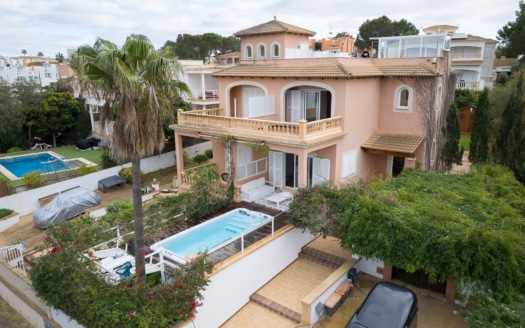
0,212 -> 19,233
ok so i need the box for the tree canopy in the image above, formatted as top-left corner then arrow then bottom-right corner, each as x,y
469,88 -> 491,164
355,16 -> 419,50
0,81 -> 26,151
440,103 -> 463,170
496,71 -> 525,182
497,1 -> 525,58
162,33 -> 240,62
23,88 -> 84,147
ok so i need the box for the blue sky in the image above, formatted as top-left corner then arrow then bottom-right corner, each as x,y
0,0 -> 519,58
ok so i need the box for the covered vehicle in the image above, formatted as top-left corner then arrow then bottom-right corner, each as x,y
346,281 -> 418,328
33,186 -> 101,229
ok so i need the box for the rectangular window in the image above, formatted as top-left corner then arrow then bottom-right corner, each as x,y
45,73 -> 51,78
342,150 -> 357,178
484,48 -> 491,58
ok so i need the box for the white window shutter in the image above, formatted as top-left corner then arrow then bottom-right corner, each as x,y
269,151 -> 284,188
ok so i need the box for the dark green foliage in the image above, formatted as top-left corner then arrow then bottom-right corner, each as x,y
185,165 -> 232,219
288,183 -> 363,237
204,149 -> 213,159
100,147 -> 117,169
0,208 -> 14,219
355,16 -> 418,50
497,1 -> 525,58
23,88 -> 83,146
193,154 -> 208,164
440,103 -> 464,170
469,88 -> 491,164
454,88 -> 479,109
68,108 -> 92,142
496,72 -> 525,182
163,33 -> 240,61
336,167 -> 525,297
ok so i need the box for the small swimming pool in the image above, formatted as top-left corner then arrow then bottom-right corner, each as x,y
150,208 -> 273,263
0,152 -> 90,180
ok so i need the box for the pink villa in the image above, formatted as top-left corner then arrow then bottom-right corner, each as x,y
172,17 -> 455,198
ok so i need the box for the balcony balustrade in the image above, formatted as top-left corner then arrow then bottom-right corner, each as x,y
176,108 -> 343,145
456,81 -> 480,90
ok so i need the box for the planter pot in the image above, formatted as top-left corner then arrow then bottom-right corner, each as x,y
0,212 -> 20,233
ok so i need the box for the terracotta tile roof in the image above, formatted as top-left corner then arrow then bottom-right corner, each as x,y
213,63 -> 438,78
493,57 -> 517,68
361,131 -> 425,156
234,19 -> 316,37
463,34 -> 498,43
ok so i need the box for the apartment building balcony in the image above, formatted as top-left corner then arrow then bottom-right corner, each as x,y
174,108 -> 345,147
456,81 -> 480,90
186,89 -> 219,104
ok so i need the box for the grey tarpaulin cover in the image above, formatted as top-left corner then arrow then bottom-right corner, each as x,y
33,186 -> 101,229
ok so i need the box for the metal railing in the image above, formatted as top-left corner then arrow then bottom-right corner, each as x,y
0,242 -> 26,274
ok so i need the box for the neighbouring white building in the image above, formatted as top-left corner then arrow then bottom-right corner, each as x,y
0,56 -> 60,87
422,25 -> 497,90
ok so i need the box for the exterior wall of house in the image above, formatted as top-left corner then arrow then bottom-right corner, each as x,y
240,34 -> 310,60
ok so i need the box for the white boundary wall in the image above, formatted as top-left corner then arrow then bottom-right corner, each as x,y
0,151 -> 176,216
183,141 -> 212,157
184,228 -> 315,328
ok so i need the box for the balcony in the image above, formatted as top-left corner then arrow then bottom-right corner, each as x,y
186,89 -> 219,103
174,108 -> 345,147
456,81 -> 480,90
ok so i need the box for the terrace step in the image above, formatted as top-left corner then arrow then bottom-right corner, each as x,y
249,292 -> 301,324
298,246 -> 346,270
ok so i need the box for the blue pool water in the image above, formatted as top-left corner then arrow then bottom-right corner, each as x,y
0,153 -> 70,178
150,209 -> 272,260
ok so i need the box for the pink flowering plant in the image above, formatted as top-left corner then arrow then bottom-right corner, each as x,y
30,193 -> 216,327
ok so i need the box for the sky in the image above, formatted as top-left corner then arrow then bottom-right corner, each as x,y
0,0 -> 520,58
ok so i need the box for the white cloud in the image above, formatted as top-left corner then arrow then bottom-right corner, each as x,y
0,0 -> 518,57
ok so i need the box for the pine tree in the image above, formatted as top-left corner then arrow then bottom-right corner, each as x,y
496,72 -> 525,182
441,103 -> 464,170
469,88 -> 490,164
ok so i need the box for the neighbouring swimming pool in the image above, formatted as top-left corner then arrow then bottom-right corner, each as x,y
0,152 -> 89,180
150,208 -> 274,263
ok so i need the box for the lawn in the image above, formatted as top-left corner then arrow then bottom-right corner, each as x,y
459,134 -> 470,151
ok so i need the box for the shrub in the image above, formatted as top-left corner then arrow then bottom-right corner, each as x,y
183,150 -> 193,167
193,154 -> 208,165
76,164 -> 98,176
7,147 -> 23,153
22,171 -> 45,189
204,149 -> 213,159
118,167 -> 144,184
0,208 -> 14,219
100,147 -> 117,169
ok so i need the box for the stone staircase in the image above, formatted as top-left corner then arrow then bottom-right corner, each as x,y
248,245 -> 346,324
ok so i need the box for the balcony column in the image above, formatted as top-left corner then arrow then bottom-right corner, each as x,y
174,131 -> 184,188
297,151 -> 308,188
201,73 -> 206,100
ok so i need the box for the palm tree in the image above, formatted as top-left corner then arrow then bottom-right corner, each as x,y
21,49 -> 27,56
71,34 -> 189,281
55,52 -> 65,63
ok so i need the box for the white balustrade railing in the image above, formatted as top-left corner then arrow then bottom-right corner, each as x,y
0,242 -> 26,274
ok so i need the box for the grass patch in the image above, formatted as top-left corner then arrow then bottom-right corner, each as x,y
459,134 -> 471,151
144,166 -> 177,188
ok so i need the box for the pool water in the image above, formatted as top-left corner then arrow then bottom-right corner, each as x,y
150,209 -> 272,259
0,153 -> 82,178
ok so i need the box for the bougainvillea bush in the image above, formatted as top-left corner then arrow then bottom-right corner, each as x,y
29,170 -> 234,328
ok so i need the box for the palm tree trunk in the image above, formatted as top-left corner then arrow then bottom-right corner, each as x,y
131,155 -> 146,282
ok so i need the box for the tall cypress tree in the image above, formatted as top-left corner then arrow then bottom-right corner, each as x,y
496,72 -> 525,182
469,88 -> 490,164
441,103 -> 464,170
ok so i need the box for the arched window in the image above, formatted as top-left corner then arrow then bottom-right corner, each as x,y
271,43 -> 280,58
258,44 -> 266,59
394,84 -> 413,112
245,45 -> 253,59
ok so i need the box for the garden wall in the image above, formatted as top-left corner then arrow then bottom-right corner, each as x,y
0,151 -> 176,216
